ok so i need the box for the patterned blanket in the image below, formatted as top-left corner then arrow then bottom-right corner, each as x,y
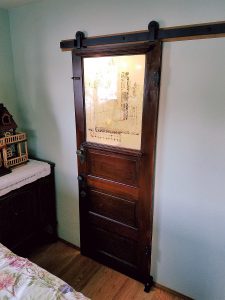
0,243 -> 89,300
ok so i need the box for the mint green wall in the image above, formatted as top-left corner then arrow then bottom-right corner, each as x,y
8,1 -> 225,299
0,9 -> 18,121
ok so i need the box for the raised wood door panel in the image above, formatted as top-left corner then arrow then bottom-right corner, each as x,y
80,145 -> 140,278
72,42 -> 162,286
88,189 -> 137,227
86,148 -> 140,186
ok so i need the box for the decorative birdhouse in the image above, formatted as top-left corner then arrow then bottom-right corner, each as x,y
0,104 -> 29,176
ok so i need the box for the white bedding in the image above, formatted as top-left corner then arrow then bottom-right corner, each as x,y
0,243 -> 89,300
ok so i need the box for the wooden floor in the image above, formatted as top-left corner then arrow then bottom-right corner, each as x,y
28,241 -> 189,300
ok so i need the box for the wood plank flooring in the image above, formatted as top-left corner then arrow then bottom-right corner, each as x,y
28,241 -> 190,300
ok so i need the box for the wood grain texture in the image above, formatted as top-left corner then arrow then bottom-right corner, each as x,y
29,241 -> 192,300
87,176 -> 139,200
72,42 -> 162,285
87,149 -> 140,186
89,189 -> 137,227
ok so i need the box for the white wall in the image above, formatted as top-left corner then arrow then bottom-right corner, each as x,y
153,39 -> 225,299
8,1 -> 225,299
0,8 -> 18,121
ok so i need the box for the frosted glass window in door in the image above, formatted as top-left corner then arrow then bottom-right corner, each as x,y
84,55 -> 145,150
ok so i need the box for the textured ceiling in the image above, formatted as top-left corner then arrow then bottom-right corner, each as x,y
0,0 -> 40,9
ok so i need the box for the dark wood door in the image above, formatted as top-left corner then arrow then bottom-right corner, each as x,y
72,42 -> 162,288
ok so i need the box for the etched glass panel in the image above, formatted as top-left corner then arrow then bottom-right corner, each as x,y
84,55 -> 145,150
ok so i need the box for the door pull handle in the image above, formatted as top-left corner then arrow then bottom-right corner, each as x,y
76,146 -> 85,164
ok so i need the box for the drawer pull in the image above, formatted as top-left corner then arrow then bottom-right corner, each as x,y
14,210 -> 25,216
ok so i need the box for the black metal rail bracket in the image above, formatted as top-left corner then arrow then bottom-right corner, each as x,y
75,31 -> 85,49
148,21 -> 159,41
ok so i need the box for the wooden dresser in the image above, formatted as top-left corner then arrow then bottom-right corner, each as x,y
0,159 -> 57,255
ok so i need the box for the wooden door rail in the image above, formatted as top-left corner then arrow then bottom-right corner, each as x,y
60,20 -> 225,51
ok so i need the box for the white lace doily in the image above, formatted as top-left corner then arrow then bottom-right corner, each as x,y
0,159 -> 51,197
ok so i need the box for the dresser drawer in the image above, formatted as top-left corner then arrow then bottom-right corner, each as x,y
0,185 -> 38,248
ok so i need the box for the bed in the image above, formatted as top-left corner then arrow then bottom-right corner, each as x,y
0,243 -> 89,299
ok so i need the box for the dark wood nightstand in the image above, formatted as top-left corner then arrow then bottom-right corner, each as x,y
0,159 -> 57,255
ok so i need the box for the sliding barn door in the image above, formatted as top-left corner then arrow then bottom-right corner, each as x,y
72,42 -> 162,287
